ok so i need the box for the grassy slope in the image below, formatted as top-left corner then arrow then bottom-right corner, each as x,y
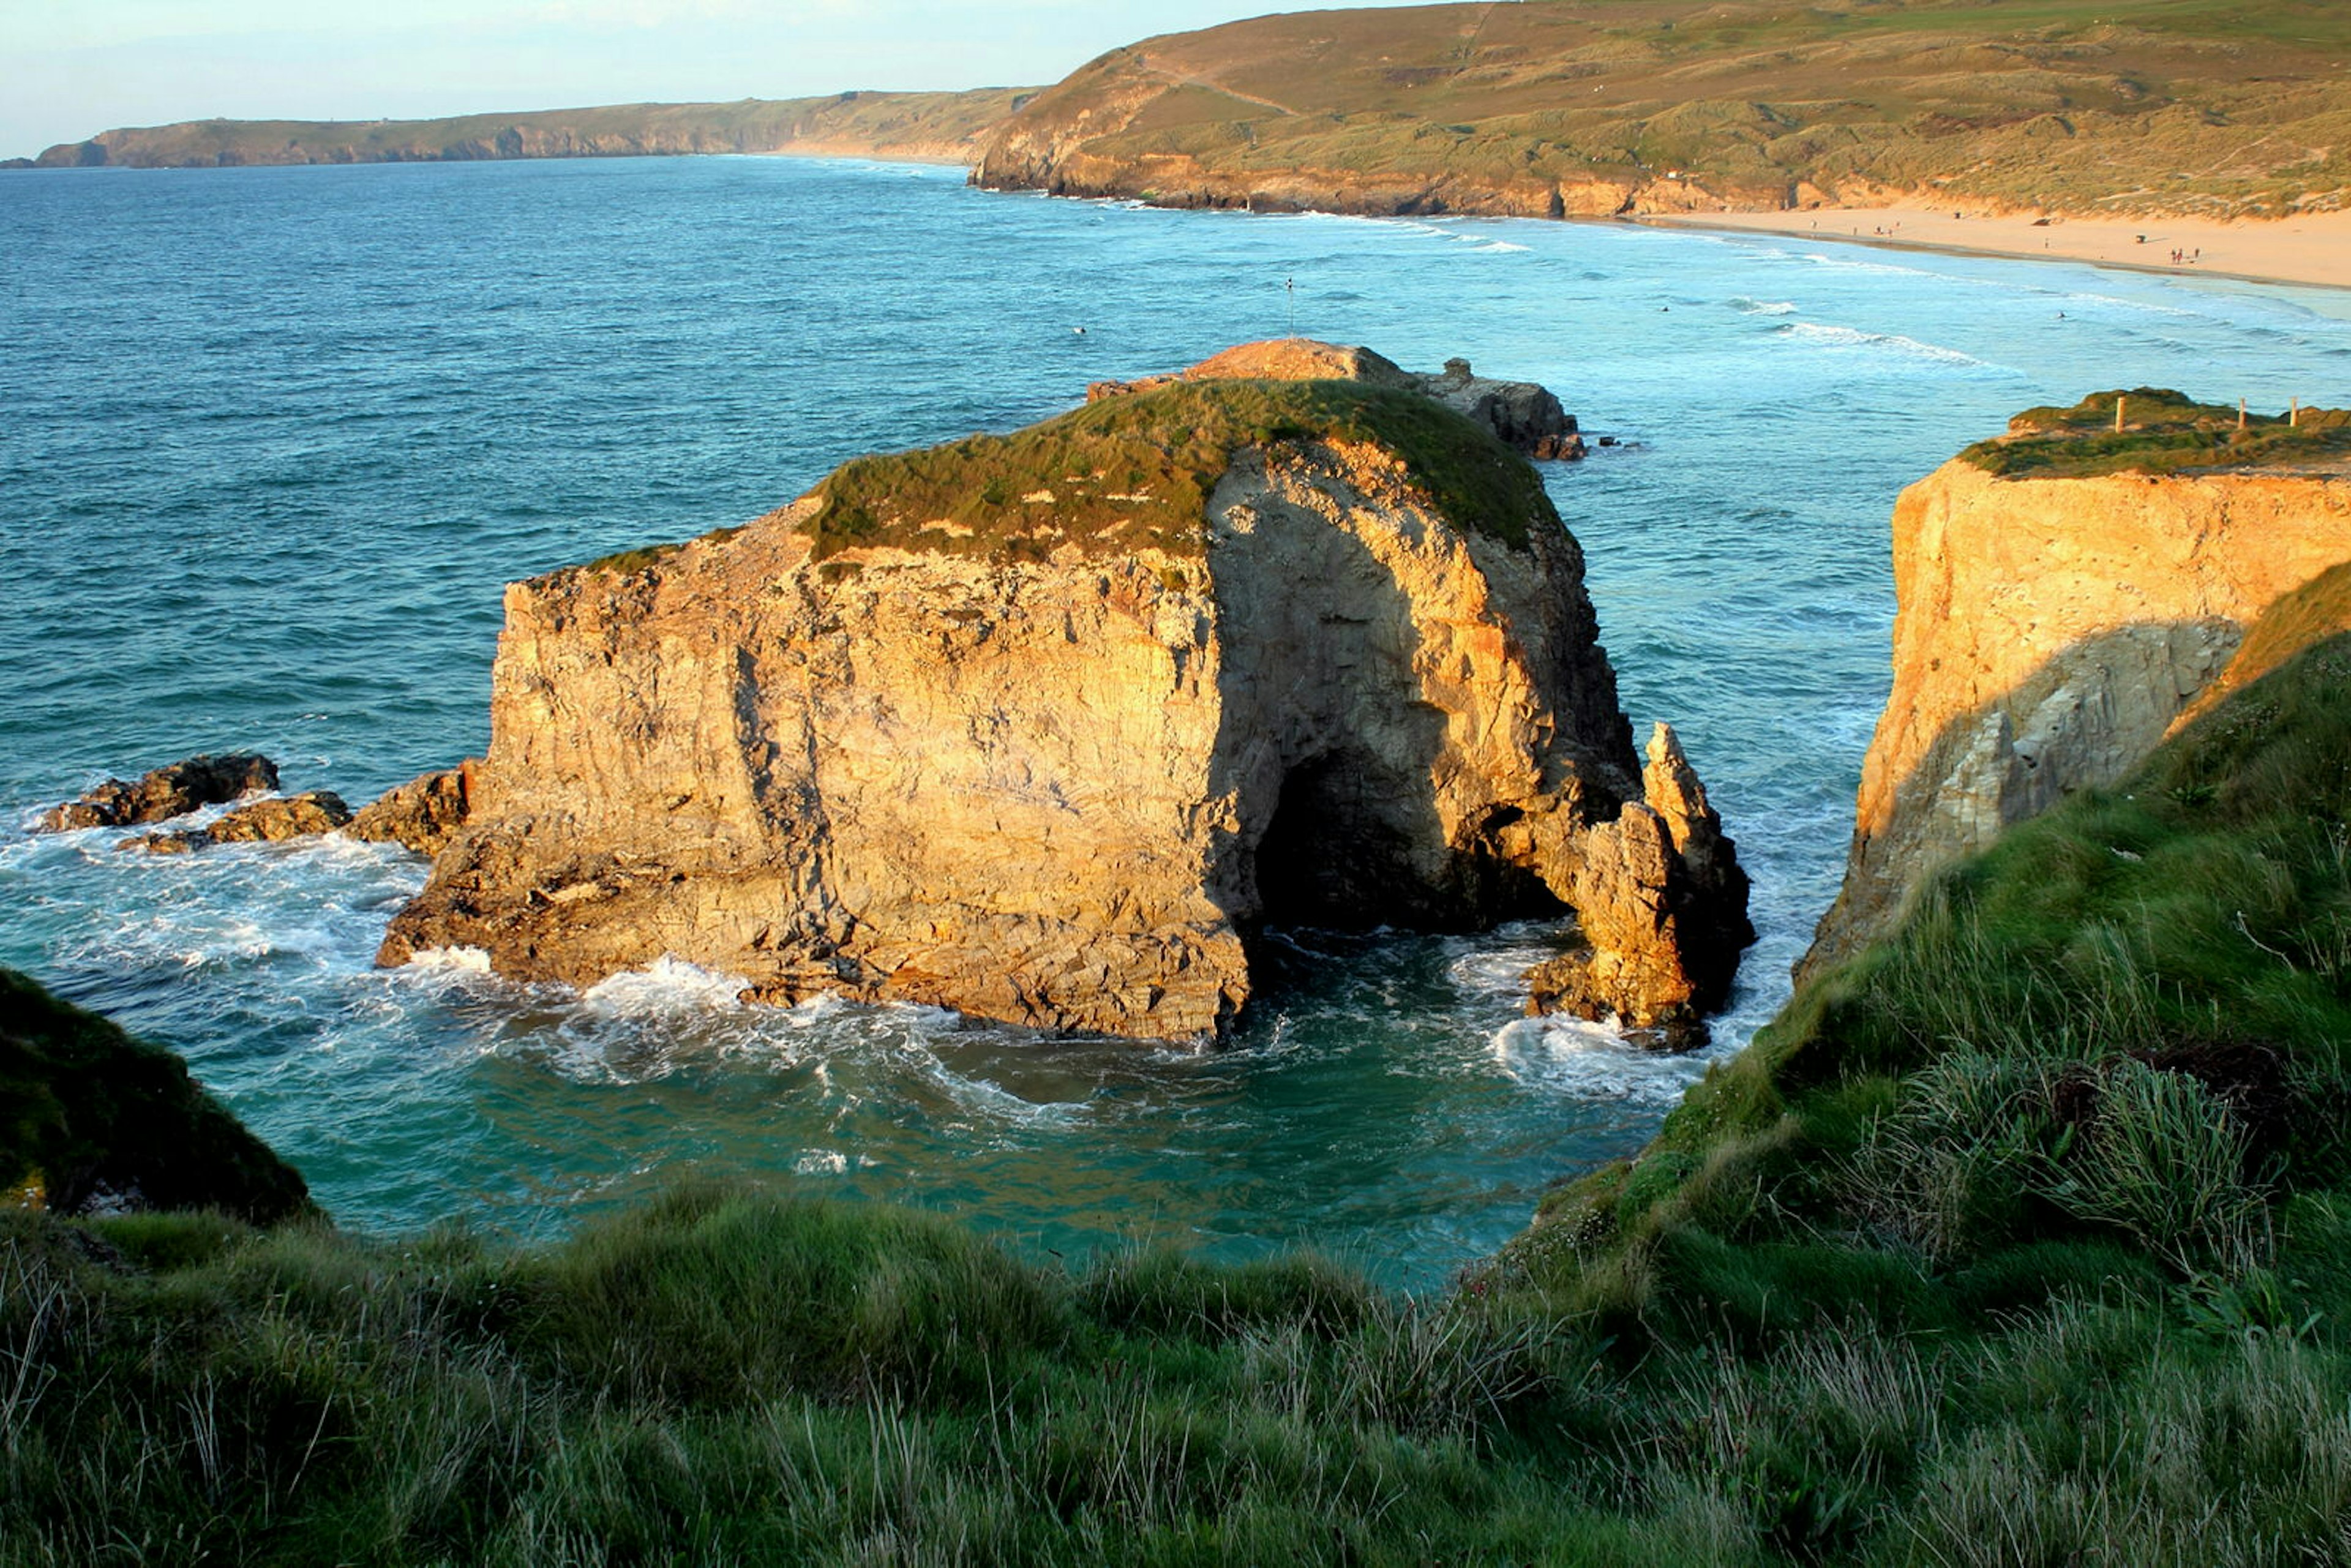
16,89 -> 1031,170
0,967 -> 313,1225
979,0 -> 2351,218
11,600 -> 2351,1561
585,377 -> 1554,573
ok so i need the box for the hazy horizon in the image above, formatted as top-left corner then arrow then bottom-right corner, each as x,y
2,0 -> 1431,162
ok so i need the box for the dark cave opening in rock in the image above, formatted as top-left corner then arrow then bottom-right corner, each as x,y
1249,750 -> 1553,932
1247,745 -> 1572,947
1254,751 -> 1420,928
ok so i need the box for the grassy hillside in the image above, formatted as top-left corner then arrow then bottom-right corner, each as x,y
975,0 -> 2351,219
12,592 -> 2351,1561
1,967 -> 313,1225
10,89 -> 1030,171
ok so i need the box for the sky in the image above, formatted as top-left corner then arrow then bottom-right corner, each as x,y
1,0 -> 1428,161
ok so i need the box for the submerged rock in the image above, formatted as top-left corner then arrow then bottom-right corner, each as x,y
124,790 -> 353,853
380,355 -> 1745,1040
39,752 -> 278,832
347,764 -> 475,856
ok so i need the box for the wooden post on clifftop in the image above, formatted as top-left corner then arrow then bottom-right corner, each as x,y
2115,396 -> 2126,434
2292,398 -> 2301,428
2240,397 -> 2248,430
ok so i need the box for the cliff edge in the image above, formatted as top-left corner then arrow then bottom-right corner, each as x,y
1805,392 -> 2351,974
380,343 -> 1749,1040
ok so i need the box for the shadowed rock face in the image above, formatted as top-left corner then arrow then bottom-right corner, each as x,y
380,362 -> 1746,1040
1805,457 -> 2351,977
1525,723 -> 1753,1041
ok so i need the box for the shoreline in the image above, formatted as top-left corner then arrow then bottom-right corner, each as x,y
1632,204 -> 2351,294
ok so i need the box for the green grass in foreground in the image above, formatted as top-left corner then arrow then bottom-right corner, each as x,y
1964,388 -> 2351,478
12,603 -> 2351,1564
800,378 -> 1552,561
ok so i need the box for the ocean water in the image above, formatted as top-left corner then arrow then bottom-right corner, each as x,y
4,156 -> 2347,1286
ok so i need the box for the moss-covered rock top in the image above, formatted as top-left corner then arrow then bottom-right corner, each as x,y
800,377 -> 1555,563
1,967 -> 314,1225
1962,388 -> 2351,479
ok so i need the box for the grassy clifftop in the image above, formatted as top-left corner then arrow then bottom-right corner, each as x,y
799,377 -> 1556,563
1963,388 -> 2351,478
976,0 -> 2351,219
1,967 -> 313,1225
11,89 -> 1030,171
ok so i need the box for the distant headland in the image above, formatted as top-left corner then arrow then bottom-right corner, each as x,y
2,89 -> 1030,172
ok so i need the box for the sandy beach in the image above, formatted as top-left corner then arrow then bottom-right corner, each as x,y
1639,204 -> 2351,293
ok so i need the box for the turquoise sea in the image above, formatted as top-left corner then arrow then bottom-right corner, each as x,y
4,155 -> 2347,1285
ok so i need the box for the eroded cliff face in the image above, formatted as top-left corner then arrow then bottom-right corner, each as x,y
1807,458 -> 2351,973
382,367 -> 1748,1040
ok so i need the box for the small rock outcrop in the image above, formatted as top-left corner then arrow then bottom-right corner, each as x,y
380,354 -> 1745,1040
39,754 -> 279,833
1805,406 -> 2351,975
1525,724 -> 1754,1039
127,792 -> 353,854
1089,340 -> 1584,460
347,765 -> 476,856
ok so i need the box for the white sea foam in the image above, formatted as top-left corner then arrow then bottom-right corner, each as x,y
1445,940 -> 1562,996
1490,1016 -> 1722,1106
1471,241 -> 1531,254
1775,320 -> 1985,366
407,945 -> 493,973
1732,297 -> 1798,315
579,955 -> 750,1015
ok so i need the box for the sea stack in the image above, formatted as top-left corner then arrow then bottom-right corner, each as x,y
380,341 -> 1750,1040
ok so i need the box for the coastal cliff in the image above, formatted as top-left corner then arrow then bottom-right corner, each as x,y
970,1 -> 2351,222
381,343 -> 1748,1040
1806,392 -> 2351,972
